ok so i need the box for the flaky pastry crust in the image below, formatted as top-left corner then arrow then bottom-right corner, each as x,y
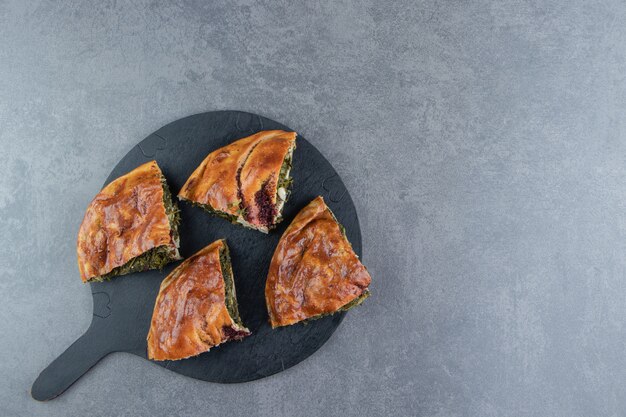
265,196 -> 371,327
178,130 -> 296,231
147,240 -> 249,361
77,161 -> 178,282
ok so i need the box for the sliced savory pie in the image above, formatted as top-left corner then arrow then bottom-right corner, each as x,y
178,130 -> 296,233
77,160 -> 181,283
265,196 -> 371,328
147,239 -> 250,361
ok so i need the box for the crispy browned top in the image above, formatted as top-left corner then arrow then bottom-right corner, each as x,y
265,196 -> 371,327
76,161 -> 175,282
147,240 -> 247,361
178,132 -> 262,216
178,130 -> 296,228
239,132 -> 295,228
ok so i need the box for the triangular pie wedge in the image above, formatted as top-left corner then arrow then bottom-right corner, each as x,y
178,130 -> 296,233
265,196 -> 371,328
147,239 -> 250,361
77,160 -> 181,283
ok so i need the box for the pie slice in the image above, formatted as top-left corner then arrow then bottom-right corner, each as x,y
77,160 -> 181,283
178,130 -> 296,233
147,239 -> 250,361
265,196 -> 371,328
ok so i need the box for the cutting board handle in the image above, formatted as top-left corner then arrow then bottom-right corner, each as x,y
31,325 -> 112,401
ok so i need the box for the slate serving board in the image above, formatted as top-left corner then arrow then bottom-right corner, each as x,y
31,111 -> 362,401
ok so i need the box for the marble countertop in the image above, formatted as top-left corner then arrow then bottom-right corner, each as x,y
1,1 -> 625,416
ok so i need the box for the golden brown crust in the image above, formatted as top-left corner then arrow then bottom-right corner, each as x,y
239,131 -> 296,229
178,132 -> 262,216
76,161 -> 177,282
178,130 -> 296,229
147,240 -> 249,361
265,196 -> 371,327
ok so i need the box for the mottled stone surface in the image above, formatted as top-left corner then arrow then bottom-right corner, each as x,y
1,1 -> 625,416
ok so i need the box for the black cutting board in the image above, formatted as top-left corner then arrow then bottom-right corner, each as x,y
31,111 -> 362,401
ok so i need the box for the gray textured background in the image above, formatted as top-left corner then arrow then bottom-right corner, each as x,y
1,0 -> 625,416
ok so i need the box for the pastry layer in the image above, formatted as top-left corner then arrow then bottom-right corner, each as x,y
178,130 -> 296,232
77,161 -> 180,282
265,196 -> 371,327
147,239 -> 250,361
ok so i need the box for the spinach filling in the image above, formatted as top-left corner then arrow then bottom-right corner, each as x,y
273,150 -> 293,225
339,290 -> 370,311
94,245 -> 175,282
276,151 -> 293,199
326,206 -> 347,237
91,177 -> 180,282
184,199 -> 240,224
302,290 -> 371,324
219,244 -> 245,328
160,175 -> 181,244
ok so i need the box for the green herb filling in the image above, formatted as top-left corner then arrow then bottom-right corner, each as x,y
160,175 -> 181,244
276,151 -> 293,199
94,245 -> 175,282
273,149 -> 294,224
183,199 -> 239,223
219,244 -> 245,327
